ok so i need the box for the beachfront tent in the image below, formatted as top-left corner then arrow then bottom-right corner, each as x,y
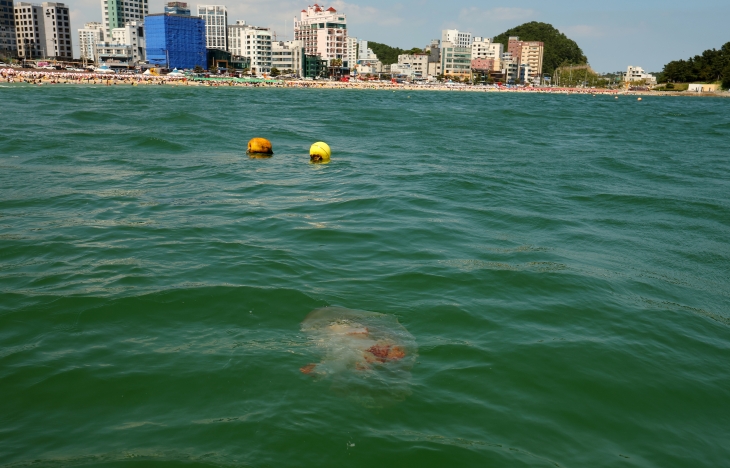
95,66 -> 115,74
168,68 -> 185,76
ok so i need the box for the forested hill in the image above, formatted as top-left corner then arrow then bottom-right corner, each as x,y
366,42 -> 425,65
660,42 -> 730,87
493,22 -> 587,76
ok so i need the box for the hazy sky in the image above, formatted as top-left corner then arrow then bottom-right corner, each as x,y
66,0 -> 729,72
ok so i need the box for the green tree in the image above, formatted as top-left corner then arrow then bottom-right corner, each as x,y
661,42 -> 730,85
493,22 -> 587,76
366,42 -> 425,65
270,67 -> 281,77
193,65 -> 204,73
723,63 -> 730,90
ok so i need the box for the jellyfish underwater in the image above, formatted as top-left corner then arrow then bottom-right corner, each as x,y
299,306 -> 418,407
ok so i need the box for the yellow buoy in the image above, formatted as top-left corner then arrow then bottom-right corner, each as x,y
310,142 -> 331,163
247,137 -> 273,157
637,97 -> 642,101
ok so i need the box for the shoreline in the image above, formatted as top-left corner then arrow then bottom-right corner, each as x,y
2,68 -> 728,98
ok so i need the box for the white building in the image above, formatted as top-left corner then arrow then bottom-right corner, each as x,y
358,40 -> 375,60
687,83 -> 720,92
78,22 -> 105,63
624,65 -> 656,85
345,35 -> 357,68
271,40 -> 303,76
111,21 -> 144,64
14,2 -> 71,59
42,2 -> 71,59
441,29 -> 471,48
14,2 -> 43,58
101,0 -> 147,38
294,4 -> 347,64
94,41 -> 132,67
440,41 -> 471,76
471,36 -> 502,69
228,20 -> 271,74
519,63 -> 532,83
198,4 -> 227,50
397,54 -> 429,79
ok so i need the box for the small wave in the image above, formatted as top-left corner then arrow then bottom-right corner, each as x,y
439,259 -> 567,272
64,109 -> 116,122
130,135 -> 186,152
0,449 -> 242,468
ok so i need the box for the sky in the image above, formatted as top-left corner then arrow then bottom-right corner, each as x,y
65,0 -> 730,72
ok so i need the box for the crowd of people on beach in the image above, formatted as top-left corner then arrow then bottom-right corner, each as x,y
0,67 -> 637,94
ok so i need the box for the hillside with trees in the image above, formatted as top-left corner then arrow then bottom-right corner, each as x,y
660,42 -> 730,88
493,22 -> 587,76
366,42 -> 425,65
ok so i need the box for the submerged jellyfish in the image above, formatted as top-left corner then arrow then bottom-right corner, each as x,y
299,306 -> 417,407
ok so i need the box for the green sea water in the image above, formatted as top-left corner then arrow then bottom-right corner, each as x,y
1,84 -> 729,467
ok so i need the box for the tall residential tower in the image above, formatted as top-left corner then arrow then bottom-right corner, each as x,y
101,0 -> 148,37
293,4 -> 347,65
197,4 -> 227,50
228,20 -> 271,74
0,0 -> 17,57
78,21 -> 105,63
14,2 -> 71,59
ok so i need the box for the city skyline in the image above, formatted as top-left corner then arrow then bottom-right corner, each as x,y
22,0 -> 730,72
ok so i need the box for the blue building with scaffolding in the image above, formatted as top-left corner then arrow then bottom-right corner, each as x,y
145,14 -> 206,70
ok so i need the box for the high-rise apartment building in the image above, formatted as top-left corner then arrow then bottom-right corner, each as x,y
145,12 -> 205,69
101,0 -> 148,38
13,2 -> 43,58
471,36 -> 502,70
164,2 -> 190,15
357,40 -> 374,61
441,29 -> 471,48
1,0 -> 17,56
345,35 -> 356,68
112,20 -> 144,63
197,4 -> 227,50
440,41 -> 471,76
78,21 -> 105,62
14,2 -> 70,59
42,2 -> 71,59
507,36 -> 543,81
293,4 -> 347,64
228,20 -> 270,74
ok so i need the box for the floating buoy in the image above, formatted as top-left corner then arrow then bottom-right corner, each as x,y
615,96 -> 618,99
310,141 -> 331,163
637,97 -> 642,101
247,137 -> 273,157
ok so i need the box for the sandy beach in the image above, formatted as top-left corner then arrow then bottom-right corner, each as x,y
2,67 -> 727,97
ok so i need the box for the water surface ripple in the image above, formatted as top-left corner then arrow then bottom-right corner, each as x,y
1,86 -> 729,467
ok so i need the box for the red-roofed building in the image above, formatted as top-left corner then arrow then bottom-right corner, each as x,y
294,4 -> 348,65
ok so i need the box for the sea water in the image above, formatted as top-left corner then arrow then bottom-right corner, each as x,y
1,85 -> 729,467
